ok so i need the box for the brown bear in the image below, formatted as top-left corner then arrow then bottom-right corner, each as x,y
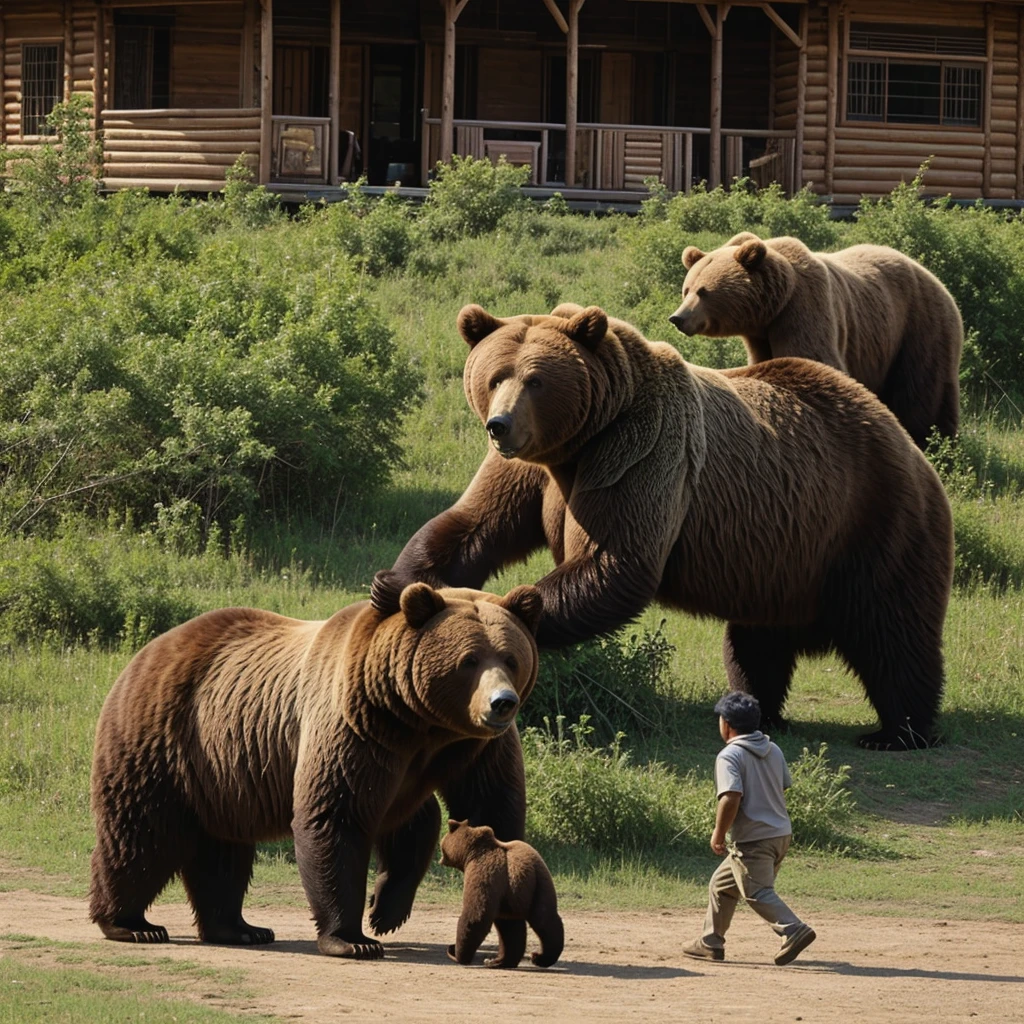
668,232 -> 963,448
374,304 -> 954,750
440,819 -> 563,969
89,581 -> 542,958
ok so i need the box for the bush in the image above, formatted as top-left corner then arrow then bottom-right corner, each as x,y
523,625 -> 677,743
522,717 -> 705,854
320,183 -> 416,276
785,744 -> 861,854
0,223 -> 420,534
420,155 -> 531,240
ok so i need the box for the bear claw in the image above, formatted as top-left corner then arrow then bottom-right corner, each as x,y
317,934 -> 385,959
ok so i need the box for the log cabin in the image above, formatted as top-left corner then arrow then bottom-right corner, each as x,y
1,0 -> 1022,204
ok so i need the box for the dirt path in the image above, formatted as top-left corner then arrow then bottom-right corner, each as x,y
1,891 -> 1021,1023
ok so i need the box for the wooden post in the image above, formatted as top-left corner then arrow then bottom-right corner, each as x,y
825,1 -> 838,195
259,0 -> 273,184
0,1 -> 5,148
241,0 -> 256,107
704,4 -> 729,189
795,4 -> 807,192
440,0 -> 469,165
63,0 -> 73,101
983,3 -> 994,196
93,1 -> 104,142
565,0 -> 586,187
1017,7 -> 1024,198
329,0 -> 340,183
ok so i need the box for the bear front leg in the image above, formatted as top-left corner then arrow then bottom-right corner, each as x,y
292,813 -> 384,959
369,796 -> 441,936
486,919 -> 527,969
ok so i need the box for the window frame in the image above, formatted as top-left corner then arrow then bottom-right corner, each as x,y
20,41 -> 65,138
841,19 -> 987,132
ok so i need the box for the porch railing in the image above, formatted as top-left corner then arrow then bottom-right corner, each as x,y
421,112 -> 797,196
100,107 -> 261,192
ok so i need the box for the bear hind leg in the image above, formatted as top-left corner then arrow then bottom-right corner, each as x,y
528,912 -> 564,968
485,919 -> 527,969
723,624 -> 805,735
368,796 -> 441,936
89,798 -> 182,944
180,833 -> 274,945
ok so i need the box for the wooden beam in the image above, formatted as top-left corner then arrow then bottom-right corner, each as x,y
439,0 -> 470,164
542,0 -> 568,34
64,0 -> 73,101
795,4 -> 807,192
709,4 -> 729,188
259,0 -> 272,184
696,2 -> 715,37
825,0 -> 838,195
0,2 -> 5,148
565,0 -> 586,187
1017,7 -> 1024,197
329,0 -> 340,183
758,2 -> 802,50
983,2 -> 994,196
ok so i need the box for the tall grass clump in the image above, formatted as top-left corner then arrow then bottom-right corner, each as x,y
419,155 -> 531,240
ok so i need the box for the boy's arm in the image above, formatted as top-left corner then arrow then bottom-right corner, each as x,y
710,792 -> 741,855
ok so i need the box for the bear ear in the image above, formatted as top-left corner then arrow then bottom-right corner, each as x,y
682,246 -> 705,270
735,238 -> 768,272
564,306 -> 608,351
726,231 -> 761,248
448,819 -> 467,833
500,585 -> 544,636
400,582 -> 447,628
458,304 -> 504,347
549,301 -> 584,319
370,569 -> 404,616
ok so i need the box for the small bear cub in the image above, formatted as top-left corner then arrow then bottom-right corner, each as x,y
440,819 -> 563,969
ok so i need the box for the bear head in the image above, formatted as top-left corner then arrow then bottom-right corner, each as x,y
669,231 -> 795,338
439,818 -> 499,870
357,578 -> 543,740
456,303 -> 611,464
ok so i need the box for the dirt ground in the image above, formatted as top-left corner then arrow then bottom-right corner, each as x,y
1,891 -> 1021,1023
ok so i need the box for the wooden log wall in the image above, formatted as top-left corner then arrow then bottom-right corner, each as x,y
787,1 -> 1024,203
101,106 -> 260,191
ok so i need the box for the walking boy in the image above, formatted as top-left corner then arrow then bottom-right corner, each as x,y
683,692 -> 816,966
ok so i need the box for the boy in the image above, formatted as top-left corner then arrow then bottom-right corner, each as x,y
683,692 -> 816,966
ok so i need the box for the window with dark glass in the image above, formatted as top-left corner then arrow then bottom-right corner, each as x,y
845,22 -> 984,128
113,15 -> 172,109
22,44 -> 62,135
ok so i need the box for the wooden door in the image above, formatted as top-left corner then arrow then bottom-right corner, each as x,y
600,52 -> 632,125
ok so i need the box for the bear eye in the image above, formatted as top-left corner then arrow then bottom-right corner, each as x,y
697,287 -> 708,298
488,375 -> 504,391
505,655 -> 518,671
460,654 -> 480,671
525,377 -> 541,390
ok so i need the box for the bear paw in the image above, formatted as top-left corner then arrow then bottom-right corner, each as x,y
99,918 -> 170,944
857,725 -> 937,751
317,934 -> 385,959
200,923 -> 275,946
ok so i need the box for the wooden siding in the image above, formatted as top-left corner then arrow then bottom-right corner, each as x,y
170,3 -> 244,109
477,47 -> 542,122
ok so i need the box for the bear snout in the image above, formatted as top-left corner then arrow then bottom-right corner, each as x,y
488,688 -> 519,719
486,414 -> 512,440
669,306 -> 699,335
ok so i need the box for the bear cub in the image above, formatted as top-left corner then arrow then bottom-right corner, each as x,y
440,819 -> 563,969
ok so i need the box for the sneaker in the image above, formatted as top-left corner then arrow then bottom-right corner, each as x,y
682,939 -> 724,962
775,924 -> 816,966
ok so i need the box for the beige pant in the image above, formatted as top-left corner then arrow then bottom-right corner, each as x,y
700,834 -> 804,950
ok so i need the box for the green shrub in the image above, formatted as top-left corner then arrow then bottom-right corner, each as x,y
320,184 -> 416,276
221,154 -> 281,228
785,744 -> 859,854
420,155 -> 531,240
524,625 -> 678,743
522,717 -> 705,854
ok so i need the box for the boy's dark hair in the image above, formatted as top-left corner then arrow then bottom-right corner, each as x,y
714,691 -> 761,734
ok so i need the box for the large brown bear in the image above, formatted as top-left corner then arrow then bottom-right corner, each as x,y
89,582 -> 542,958
668,232 -> 963,448
375,304 -> 954,750
440,819 -> 563,969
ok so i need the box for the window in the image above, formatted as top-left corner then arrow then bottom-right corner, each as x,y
845,22 -> 984,128
113,15 -> 171,109
22,44 -> 62,136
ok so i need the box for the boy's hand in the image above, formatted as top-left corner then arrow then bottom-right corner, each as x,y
710,828 -> 727,855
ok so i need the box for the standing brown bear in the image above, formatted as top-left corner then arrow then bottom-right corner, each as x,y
375,304 -> 954,750
440,819 -> 564,969
89,582 -> 542,958
669,232 -> 963,448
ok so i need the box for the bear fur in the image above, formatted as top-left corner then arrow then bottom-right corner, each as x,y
440,819 -> 564,969
669,232 -> 964,448
376,303 -> 954,750
89,581 -> 542,957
